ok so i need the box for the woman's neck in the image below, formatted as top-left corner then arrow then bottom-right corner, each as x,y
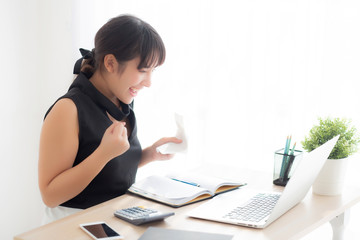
89,70 -> 120,108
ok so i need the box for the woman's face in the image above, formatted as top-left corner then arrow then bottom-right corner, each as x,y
106,56 -> 154,105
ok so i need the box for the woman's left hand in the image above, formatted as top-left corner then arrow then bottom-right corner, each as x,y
139,137 -> 183,167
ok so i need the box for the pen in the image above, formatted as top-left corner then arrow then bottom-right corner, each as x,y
285,141 -> 296,169
171,178 -> 200,187
290,142 -> 296,155
285,135 -> 291,155
282,142 -> 297,181
280,136 -> 291,181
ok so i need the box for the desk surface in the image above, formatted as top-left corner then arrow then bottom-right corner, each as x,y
14,167 -> 360,240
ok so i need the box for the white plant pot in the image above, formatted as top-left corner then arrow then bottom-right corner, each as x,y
312,157 -> 349,196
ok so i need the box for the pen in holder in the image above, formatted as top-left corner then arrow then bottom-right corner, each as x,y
273,148 -> 303,186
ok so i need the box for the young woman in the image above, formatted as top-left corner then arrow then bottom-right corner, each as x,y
38,14 -> 182,223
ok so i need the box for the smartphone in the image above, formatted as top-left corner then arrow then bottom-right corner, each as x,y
80,222 -> 124,239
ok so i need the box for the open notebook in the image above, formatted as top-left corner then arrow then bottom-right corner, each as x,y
128,172 -> 246,207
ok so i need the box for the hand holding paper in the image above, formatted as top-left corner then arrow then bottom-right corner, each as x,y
156,113 -> 188,154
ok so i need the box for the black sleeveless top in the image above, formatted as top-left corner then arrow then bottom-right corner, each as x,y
44,72 -> 142,209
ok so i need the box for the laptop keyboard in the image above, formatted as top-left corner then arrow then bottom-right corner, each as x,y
223,193 -> 281,223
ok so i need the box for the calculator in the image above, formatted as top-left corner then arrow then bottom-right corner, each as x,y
114,206 -> 175,225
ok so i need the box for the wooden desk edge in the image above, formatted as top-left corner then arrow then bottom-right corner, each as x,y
13,175 -> 360,240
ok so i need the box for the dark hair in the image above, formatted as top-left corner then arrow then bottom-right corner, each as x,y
81,15 -> 166,75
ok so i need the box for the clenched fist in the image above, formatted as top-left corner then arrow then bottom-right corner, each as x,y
98,113 -> 130,161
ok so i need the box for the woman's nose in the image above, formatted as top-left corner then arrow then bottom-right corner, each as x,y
142,75 -> 152,88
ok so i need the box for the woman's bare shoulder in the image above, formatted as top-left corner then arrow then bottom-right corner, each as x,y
42,98 -> 78,135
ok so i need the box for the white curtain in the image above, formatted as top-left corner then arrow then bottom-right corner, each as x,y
72,0 -> 360,175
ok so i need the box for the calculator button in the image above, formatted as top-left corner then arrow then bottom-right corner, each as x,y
114,206 -> 174,225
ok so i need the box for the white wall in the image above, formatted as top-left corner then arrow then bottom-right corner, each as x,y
3,0 -> 360,239
1,1 -> 75,239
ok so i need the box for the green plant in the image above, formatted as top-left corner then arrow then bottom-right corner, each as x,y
301,117 -> 360,159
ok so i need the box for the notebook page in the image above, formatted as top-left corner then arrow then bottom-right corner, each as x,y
130,175 -> 210,203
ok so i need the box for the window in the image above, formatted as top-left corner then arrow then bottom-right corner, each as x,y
73,0 -> 360,175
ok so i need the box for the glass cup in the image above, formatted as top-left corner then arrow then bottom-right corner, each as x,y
273,148 -> 303,186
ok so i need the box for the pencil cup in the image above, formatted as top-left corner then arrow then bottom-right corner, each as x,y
273,148 -> 303,186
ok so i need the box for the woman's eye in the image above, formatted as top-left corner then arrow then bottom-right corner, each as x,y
139,67 -> 156,73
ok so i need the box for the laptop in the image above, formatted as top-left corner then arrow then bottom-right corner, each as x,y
188,136 -> 339,228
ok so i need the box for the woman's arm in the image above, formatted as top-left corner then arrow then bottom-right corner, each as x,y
38,99 -> 129,208
138,137 -> 182,167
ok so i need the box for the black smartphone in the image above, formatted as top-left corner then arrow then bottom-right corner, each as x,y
80,222 -> 123,239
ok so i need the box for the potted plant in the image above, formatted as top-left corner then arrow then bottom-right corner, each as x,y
301,117 -> 360,195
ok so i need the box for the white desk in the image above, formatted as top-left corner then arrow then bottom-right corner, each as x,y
14,167 -> 360,240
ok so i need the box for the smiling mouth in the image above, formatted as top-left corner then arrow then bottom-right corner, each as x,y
129,87 -> 138,97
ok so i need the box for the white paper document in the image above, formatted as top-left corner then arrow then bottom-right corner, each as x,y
156,113 -> 188,154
